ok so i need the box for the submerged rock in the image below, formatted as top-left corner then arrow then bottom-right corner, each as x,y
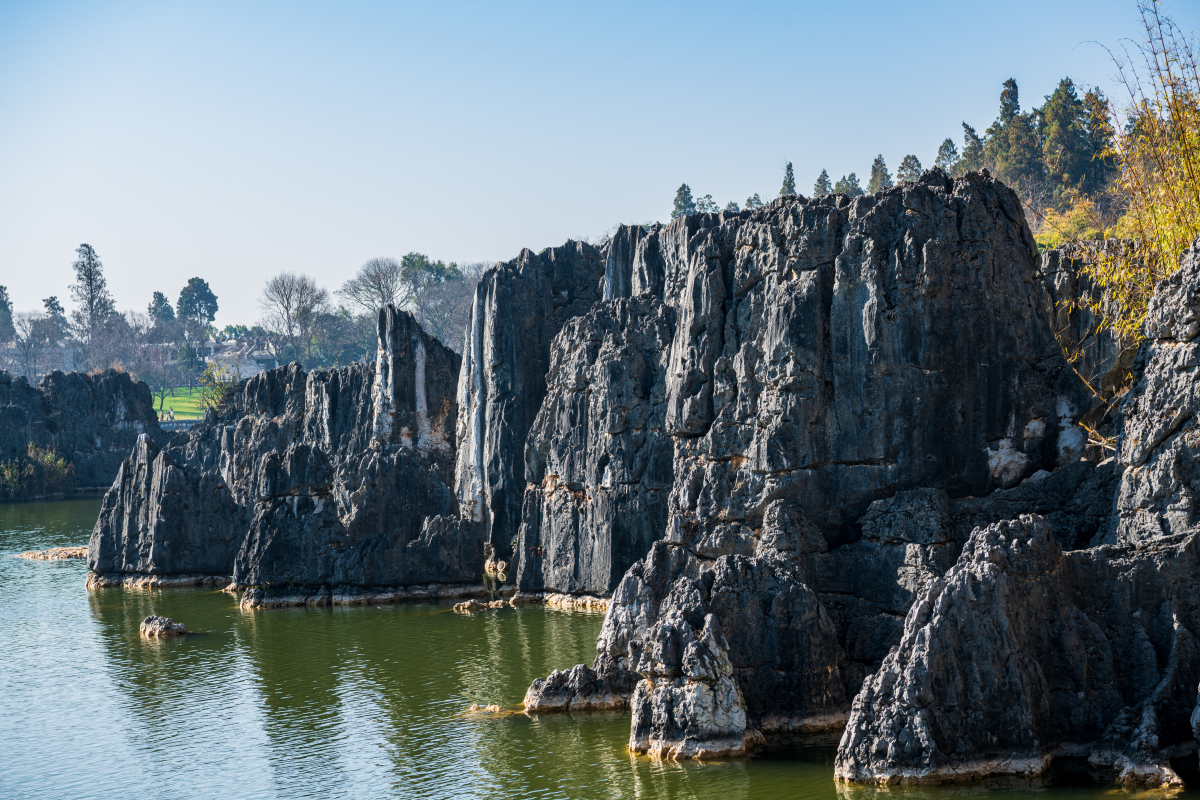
17,547 -> 88,560
140,615 -> 188,637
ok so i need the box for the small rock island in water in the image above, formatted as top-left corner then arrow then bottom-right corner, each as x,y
73,171 -> 1200,788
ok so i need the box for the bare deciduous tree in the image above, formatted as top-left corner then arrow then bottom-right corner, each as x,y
259,272 -> 330,367
338,258 -> 408,314
411,261 -> 492,352
12,312 -> 50,381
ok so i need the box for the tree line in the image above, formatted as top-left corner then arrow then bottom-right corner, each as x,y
670,76 -> 1118,251
0,245 -> 491,409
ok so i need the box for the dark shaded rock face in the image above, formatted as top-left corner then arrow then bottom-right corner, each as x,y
512,172 -> 1090,600
516,296 -> 676,595
1109,243 -> 1200,545
88,307 -> 482,591
835,516 -> 1200,787
0,368 -> 161,492
455,242 -> 605,564
828,242 -> 1200,786
1040,241 -> 1137,401
522,176 -> 1200,777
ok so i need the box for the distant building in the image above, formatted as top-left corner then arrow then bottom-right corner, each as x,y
206,337 -> 278,380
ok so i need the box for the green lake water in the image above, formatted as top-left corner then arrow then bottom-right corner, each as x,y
0,495 -> 1192,800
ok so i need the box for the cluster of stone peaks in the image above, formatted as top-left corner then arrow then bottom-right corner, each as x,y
87,170 -> 1200,787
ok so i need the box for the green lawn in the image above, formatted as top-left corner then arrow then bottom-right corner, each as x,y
154,387 -> 207,420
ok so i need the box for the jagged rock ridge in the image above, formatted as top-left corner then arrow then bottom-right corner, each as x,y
0,368 -> 162,494
88,307 -> 483,600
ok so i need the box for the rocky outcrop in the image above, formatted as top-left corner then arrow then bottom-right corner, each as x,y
140,615 -> 188,637
88,307 -> 484,598
516,296 -> 675,595
455,242 -> 605,566
1040,241 -> 1138,402
522,171 -> 1121,757
830,241 -> 1200,786
835,516 -> 1200,788
1109,241 -> 1200,546
0,368 -> 162,495
511,172 -> 1090,604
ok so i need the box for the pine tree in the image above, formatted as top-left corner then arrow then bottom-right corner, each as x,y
695,194 -> 720,213
780,162 -> 796,196
672,184 -> 696,219
961,123 -> 986,173
1082,87 -> 1116,195
69,243 -> 116,349
42,297 -> 66,344
813,169 -> 833,197
1040,77 -> 1091,194
984,79 -> 1044,190
896,155 -> 923,183
867,156 -> 892,194
148,291 -> 176,325
833,173 -> 864,197
999,78 -> 1020,123
0,285 -> 13,343
724,201 -> 740,212
745,193 -> 764,210
177,278 -> 219,325
934,139 -> 960,173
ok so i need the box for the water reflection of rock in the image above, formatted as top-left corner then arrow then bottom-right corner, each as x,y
85,588 -> 273,796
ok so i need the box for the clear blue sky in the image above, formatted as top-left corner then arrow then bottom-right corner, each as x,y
1,0 -> 1196,328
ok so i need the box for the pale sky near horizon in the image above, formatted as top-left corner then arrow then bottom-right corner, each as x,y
2,0 -> 1197,329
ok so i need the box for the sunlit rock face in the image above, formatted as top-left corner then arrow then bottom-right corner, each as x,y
513,170 -> 1089,600
89,306 -> 481,593
520,171 -> 1153,765
832,241 -> 1200,786
835,515 -> 1200,789
453,242 -> 606,567
1109,241 -> 1200,546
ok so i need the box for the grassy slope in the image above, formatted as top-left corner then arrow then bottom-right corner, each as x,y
154,387 -> 207,419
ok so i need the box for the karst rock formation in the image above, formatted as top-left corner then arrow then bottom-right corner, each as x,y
1,368 -> 162,495
87,169 -> 1200,786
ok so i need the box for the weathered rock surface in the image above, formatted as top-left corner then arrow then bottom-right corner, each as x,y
512,171 -> 1089,602
516,296 -> 675,595
140,615 -> 188,637
455,242 -> 605,566
831,241 -> 1200,785
89,307 -> 484,595
522,172 -> 1125,760
1109,241 -> 1200,545
0,368 -> 162,494
835,516 -> 1200,788
1040,241 -> 1137,402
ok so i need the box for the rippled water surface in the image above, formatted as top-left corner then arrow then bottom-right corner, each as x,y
2,496 -> 1195,800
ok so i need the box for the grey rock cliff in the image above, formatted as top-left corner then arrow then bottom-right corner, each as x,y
88,307 -> 482,592
0,368 -> 162,494
515,296 -> 675,595
835,516 -> 1200,788
511,172 -> 1090,601
523,172 -> 1120,760
1110,241 -> 1200,545
455,242 -> 605,565
831,241 -> 1200,786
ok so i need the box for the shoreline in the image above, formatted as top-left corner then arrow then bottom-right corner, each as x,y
85,571 -> 613,613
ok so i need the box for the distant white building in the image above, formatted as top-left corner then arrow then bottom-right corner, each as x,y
206,338 -> 279,380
